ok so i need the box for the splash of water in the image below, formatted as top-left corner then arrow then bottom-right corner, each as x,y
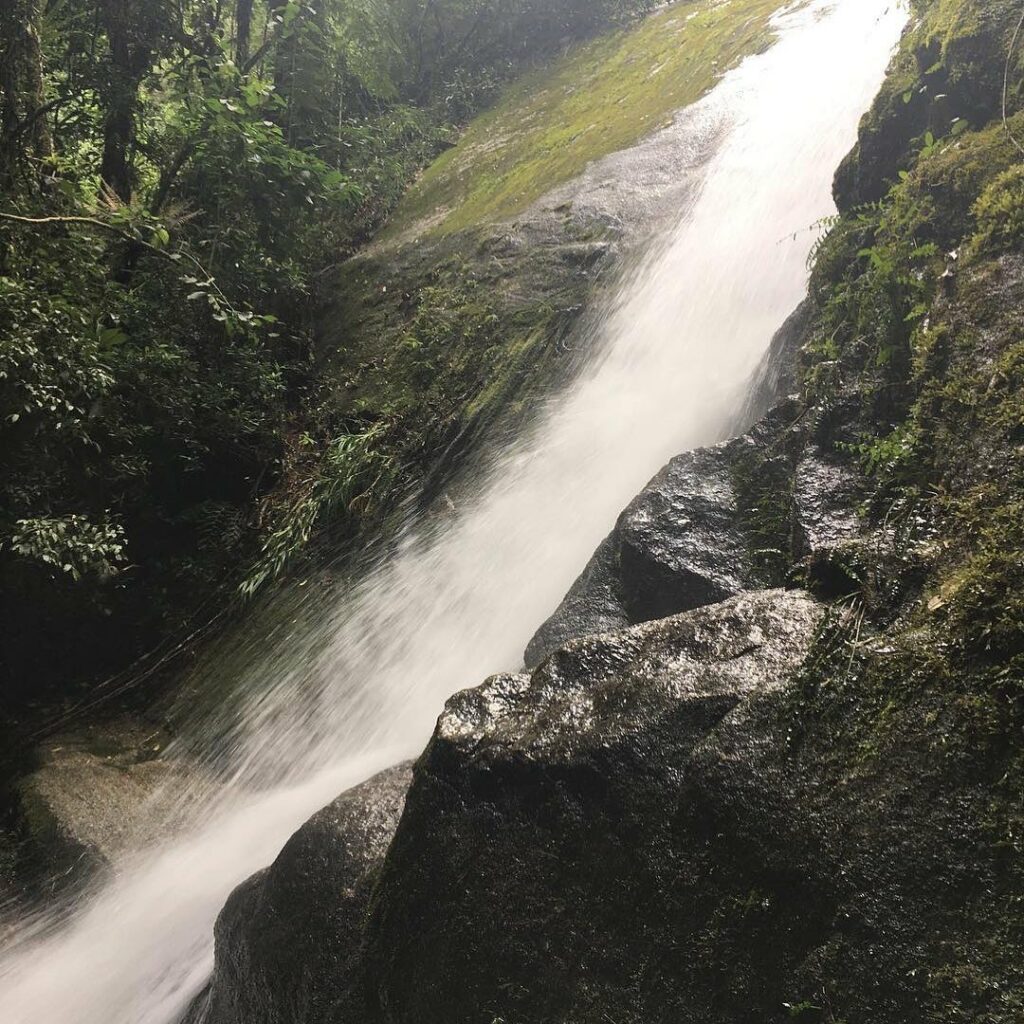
0,2 -> 904,1021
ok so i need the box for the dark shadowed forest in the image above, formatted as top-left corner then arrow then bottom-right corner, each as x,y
0,0 -> 654,711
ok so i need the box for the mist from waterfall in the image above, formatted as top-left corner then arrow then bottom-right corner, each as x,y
0,2 -> 905,1021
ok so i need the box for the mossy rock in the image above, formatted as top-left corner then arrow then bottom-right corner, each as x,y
382,0 -> 788,241
835,0 -> 1023,207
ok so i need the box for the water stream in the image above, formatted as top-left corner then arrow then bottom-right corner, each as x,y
0,2 -> 904,1020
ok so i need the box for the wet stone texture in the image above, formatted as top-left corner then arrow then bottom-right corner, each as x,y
525,438 -> 763,667
7,721 -> 185,896
190,764 -> 412,1024
791,443 -> 867,596
525,400 -> 807,667
365,590 -> 828,1024
364,587 -> 1018,1024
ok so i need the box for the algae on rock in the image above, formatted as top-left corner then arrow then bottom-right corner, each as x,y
382,0 -> 789,240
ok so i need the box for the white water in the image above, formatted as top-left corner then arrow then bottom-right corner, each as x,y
0,2 -> 903,1021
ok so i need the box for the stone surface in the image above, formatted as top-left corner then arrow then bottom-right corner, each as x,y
366,590 -> 825,1024
13,720 -> 183,886
738,300 -> 809,426
522,532 -> 631,668
525,401 -> 803,667
792,446 -> 861,558
790,444 -> 867,596
191,763 -> 412,1024
362,585 -> 1021,1024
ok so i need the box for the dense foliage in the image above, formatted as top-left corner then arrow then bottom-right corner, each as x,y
0,0 -> 654,711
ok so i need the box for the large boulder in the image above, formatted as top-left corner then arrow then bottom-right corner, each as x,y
525,402 -> 804,667
366,586 -> 1021,1024
525,379 -> 873,669
366,590 -> 825,1024
192,763 -> 412,1024
11,720 -> 182,891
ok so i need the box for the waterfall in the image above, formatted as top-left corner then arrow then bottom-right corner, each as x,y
0,2 -> 904,1021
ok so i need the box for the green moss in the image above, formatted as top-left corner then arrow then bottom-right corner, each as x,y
835,0 -> 1022,206
789,0 -> 1024,862
383,0 -> 789,240
646,1 -> 1024,1015
729,439 -> 796,586
972,165 -> 1024,254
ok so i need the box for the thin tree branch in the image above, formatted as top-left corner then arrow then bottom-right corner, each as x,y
0,211 -> 238,313
0,211 -> 149,235
1,93 -> 77,142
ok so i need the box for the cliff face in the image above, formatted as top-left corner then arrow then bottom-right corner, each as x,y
195,1 -> 1024,1022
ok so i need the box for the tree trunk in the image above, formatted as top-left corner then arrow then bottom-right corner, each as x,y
235,0 -> 253,65
98,0 -> 152,200
0,0 -> 53,177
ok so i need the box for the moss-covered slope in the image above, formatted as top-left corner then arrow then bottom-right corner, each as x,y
301,0 -> 797,547
719,0 -> 1024,1014
383,0 -> 786,240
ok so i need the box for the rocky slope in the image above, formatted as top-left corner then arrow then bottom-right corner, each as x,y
187,765 -> 412,1024
193,0 -> 1024,1020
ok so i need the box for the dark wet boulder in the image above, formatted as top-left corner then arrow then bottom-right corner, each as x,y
365,590 -> 826,1024
525,401 -> 803,667
740,300 -> 810,423
365,587 -> 1023,1024
193,763 -> 412,1024
790,444 -> 866,596
525,377 -> 877,669
615,441 -> 759,621
522,532 -> 631,666
792,445 -> 861,558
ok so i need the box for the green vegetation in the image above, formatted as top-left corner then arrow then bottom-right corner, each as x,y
0,0 -> 661,712
728,409 -> 800,586
803,0 -> 1024,719
385,0 -> 788,239
691,8 -> 1024,1010
772,0 -> 1024,1014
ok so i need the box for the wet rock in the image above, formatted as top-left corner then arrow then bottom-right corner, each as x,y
523,533 -> 630,667
791,445 -> 866,596
739,300 -> 810,425
193,763 -> 412,1024
13,721 -> 182,888
364,587 -> 1020,1023
525,401 -> 803,668
792,447 -> 861,558
366,590 -> 825,1024
616,443 -> 757,622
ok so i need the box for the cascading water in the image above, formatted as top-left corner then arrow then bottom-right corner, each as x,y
0,2 -> 904,1021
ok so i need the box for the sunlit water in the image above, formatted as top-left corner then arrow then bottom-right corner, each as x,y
0,2 -> 904,1021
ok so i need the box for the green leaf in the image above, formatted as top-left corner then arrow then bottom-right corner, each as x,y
98,327 -> 128,349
